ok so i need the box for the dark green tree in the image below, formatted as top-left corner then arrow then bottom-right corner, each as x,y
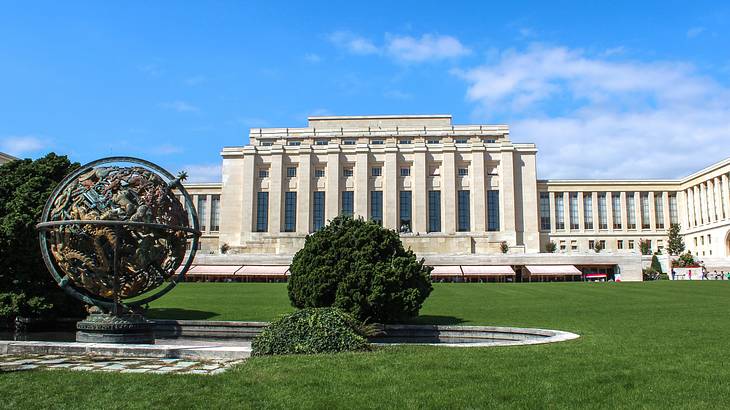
0,153 -> 85,319
666,223 -> 685,256
288,215 -> 433,323
650,254 -> 663,274
545,241 -> 557,253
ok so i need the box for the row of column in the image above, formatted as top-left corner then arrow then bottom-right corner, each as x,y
684,173 -> 730,229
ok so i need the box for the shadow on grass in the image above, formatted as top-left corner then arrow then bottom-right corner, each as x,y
408,315 -> 466,325
145,308 -> 218,320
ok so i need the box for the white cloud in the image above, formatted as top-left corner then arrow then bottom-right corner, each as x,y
385,34 -> 471,62
455,44 -> 730,179
304,53 -> 322,63
0,135 -> 46,156
181,164 -> 222,183
686,27 -> 706,38
160,100 -> 199,112
328,31 -> 378,55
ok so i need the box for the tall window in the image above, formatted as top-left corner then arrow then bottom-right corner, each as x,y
371,167 -> 382,177
341,191 -> 354,217
555,193 -> 565,230
539,192 -> 551,230
487,190 -> 500,232
598,193 -> 607,230
612,192 -> 622,229
284,192 -> 297,232
457,190 -> 470,232
655,192 -> 665,229
640,192 -> 650,229
210,195 -> 220,231
569,192 -> 579,230
669,193 -> 678,225
286,167 -> 296,177
312,192 -> 325,231
315,169 -> 325,178
583,193 -> 593,230
255,192 -> 268,232
627,193 -> 636,229
400,167 -> 410,177
400,191 -> 412,232
197,196 -> 207,231
428,191 -> 441,232
458,168 -> 469,176
370,191 -> 383,225
343,168 -> 354,177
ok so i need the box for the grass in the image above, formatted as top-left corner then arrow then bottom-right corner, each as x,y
2,281 -> 730,409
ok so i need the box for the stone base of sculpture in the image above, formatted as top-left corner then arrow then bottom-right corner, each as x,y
76,312 -> 154,344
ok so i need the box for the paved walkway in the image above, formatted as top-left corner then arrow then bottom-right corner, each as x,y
0,354 -> 244,375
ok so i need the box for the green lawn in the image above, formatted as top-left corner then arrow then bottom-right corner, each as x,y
2,281 -> 730,409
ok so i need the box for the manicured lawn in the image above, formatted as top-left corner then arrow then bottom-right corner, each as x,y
2,281 -> 729,409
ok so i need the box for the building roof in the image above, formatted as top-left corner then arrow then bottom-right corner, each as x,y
0,152 -> 18,164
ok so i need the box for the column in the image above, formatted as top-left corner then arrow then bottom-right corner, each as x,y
620,192 -> 628,231
687,188 -> 695,227
296,148 -> 312,233
677,190 -> 688,230
325,147 -> 340,222
577,192 -> 585,232
412,145 -> 428,233
471,148 -> 487,232
442,145 -> 457,234
549,191 -> 556,232
269,149 -> 284,233
662,191 -> 671,230
607,191 -> 615,232
500,147 -> 517,236
714,177 -> 723,220
219,150 -> 246,246
592,192 -> 599,231
706,181 -> 716,223
723,174 -> 730,221
693,185 -> 702,225
240,150 -> 257,239
563,192 -> 570,232
383,145 -> 399,229
634,191 -> 641,229
205,194 -> 213,234
354,145 -> 369,219
648,191 -> 656,230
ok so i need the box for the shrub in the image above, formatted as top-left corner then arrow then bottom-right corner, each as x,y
651,254 -> 663,274
0,292 -> 53,322
642,268 -> 660,281
252,307 -> 371,356
672,251 -> 697,268
593,240 -> 604,253
500,241 -> 509,254
639,239 -> 652,255
288,216 -> 432,323
545,241 -> 557,253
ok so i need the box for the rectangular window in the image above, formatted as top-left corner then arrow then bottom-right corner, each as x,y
256,192 -> 268,232
284,192 -> 297,232
487,190 -> 500,231
341,191 -> 354,217
210,195 -> 220,231
628,240 -> 635,249
455,138 -> 468,144
312,192 -> 325,231
641,192 -> 650,229
370,191 -> 383,225
539,192 -> 551,230
400,167 -> 410,177
399,191 -> 412,232
457,190 -> 470,232
569,192 -> 579,230
428,191 -> 441,232
342,140 -> 356,145
343,168 -> 354,177
371,140 -> 384,145
429,167 -> 440,176
589,240 -> 595,250
584,193 -> 594,230
286,167 -> 296,178
598,193 -> 608,229
669,193 -> 678,225
655,192 -> 665,229
315,140 -> 328,146
371,167 -> 382,177
427,139 -> 440,145
287,140 -> 301,146
559,240 -> 566,251
458,168 -> 469,176
571,240 -> 578,251
555,193 -> 565,230
617,240 -> 624,249
315,168 -> 325,178
627,193 -> 636,229
258,169 -> 269,178
197,196 -> 207,232
612,192 -> 622,229
399,139 -> 411,145
483,138 -> 496,143
259,141 -> 273,146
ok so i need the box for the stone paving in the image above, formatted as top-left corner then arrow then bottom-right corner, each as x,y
0,354 -> 244,375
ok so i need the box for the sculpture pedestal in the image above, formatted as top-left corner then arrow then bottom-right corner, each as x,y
76,313 -> 154,344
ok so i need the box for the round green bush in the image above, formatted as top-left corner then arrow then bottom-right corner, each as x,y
288,215 -> 433,323
251,307 -> 371,356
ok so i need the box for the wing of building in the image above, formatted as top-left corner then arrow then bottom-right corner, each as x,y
0,152 -> 18,165
182,115 -> 730,281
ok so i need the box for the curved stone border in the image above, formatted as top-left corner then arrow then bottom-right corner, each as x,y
373,324 -> 580,347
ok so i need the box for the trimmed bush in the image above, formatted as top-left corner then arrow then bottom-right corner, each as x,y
252,307 -> 371,356
288,216 -> 432,323
0,292 -> 52,323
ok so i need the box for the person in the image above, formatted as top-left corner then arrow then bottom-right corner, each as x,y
671,268 -> 676,280
702,269 -> 708,280
713,270 -> 719,280
688,270 -> 692,280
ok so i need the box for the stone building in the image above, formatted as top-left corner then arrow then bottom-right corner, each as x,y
0,152 -> 17,165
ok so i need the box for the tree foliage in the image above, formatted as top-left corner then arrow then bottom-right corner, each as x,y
667,223 -> 685,256
287,215 -> 432,323
545,241 -> 557,253
650,254 -> 663,274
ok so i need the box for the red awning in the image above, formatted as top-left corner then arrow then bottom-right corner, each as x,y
525,265 -> 582,276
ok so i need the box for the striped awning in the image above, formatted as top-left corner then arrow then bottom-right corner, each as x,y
526,265 -> 582,276
430,266 -> 463,276
461,265 -> 515,276
238,265 -> 290,276
186,265 -> 241,275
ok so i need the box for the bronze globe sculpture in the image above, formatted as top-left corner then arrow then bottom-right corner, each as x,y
36,157 -> 201,343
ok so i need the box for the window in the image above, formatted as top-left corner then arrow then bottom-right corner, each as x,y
399,139 -> 411,145
400,167 -> 411,177
694,237 -> 698,246
315,139 -> 328,146
708,234 -> 712,244
589,240 -> 595,250
428,191 -> 441,232
343,168 -> 354,177
559,240 -> 566,251
342,140 -> 356,145
457,190 -> 470,232
669,193 -> 678,225
400,191 -> 412,232
341,191 -> 354,216
258,169 -> 269,178
598,193 -> 608,229
197,196 -> 208,232
612,193 -> 622,229
584,193 -> 594,230
287,140 -> 301,146
487,190 -> 500,231
628,240 -> 635,250
617,240 -> 624,249
284,192 -> 297,232
259,141 -> 273,146
315,168 -> 325,178
627,193 -> 636,229
487,167 -> 498,176
555,193 -> 565,230
569,192 -> 579,230
371,167 -> 382,177
539,192 -> 551,230
256,192 -> 268,232
701,236 -> 705,245
483,139 -> 496,143
370,191 -> 383,225
427,139 -> 440,144
599,240 -> 606,249
286,167 -> 297,178
312,192 -> 325,231
210,195 -> 220,231
655,192 -> 665,229
429,167 -> 440,176
455,138 -> 468,144
571,240 -> 578,251
371,140 -> 384,145
641,192 -> 650,229
458,168 -> 469,176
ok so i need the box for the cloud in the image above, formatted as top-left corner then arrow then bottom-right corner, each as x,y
0,135 -> 46,156
328,31 -> 378,55
686,27 -> 705,38
304,53 -> 322,63
181,164 -> 222,183
384,89 -> 413,100
160,100 -> 199,112
184,75 -> 207,86
385,34 -> 471,62
455,44 -> 730,179
149,144 -> 183,155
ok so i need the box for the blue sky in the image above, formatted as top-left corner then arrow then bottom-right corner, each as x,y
2,1 -> 730,181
